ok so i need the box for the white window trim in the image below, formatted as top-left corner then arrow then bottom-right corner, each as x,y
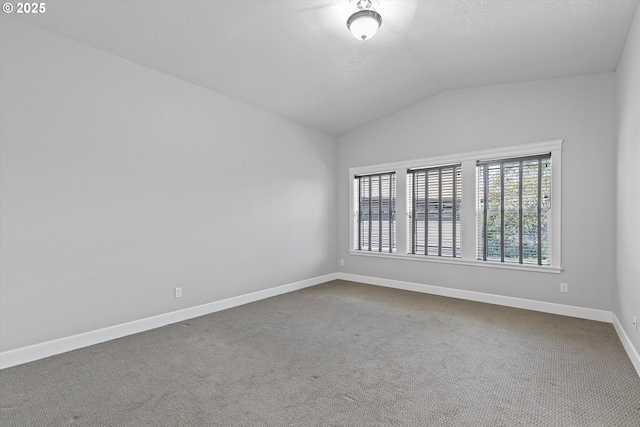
348,139 -> 563,274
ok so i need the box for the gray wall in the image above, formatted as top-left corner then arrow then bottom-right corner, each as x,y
0,17 -> 337,352
337,73 -> 617,311
615,6 -> 640,356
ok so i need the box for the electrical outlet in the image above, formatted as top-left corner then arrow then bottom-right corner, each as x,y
560,282 -> 568,293
340,259 -> 345,266
175,287 -> 182,298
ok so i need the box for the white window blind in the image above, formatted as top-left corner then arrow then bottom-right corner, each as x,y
407,164 -> 462,257
476,155 -> 551,265
354,172 -> 396,252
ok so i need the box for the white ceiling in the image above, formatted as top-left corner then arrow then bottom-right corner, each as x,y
13,0 -> 640,136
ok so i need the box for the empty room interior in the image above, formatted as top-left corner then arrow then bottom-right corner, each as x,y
1,0 -> 639,425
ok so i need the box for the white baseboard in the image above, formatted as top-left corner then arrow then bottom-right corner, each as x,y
612,313 -> 640,377
0,273 -> 338,370
336,273 -> 612,323
4,272 -> 627,373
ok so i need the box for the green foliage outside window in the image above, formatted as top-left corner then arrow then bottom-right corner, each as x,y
478,157 -> 551,265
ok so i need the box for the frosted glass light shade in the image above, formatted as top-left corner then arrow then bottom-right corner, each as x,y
347,10 -> 382,41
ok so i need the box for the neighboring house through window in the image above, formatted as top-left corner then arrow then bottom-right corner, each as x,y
354,172 -> 396,252
408,164 -> 462,257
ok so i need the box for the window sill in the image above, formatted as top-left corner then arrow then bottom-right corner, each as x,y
348,250 -> 563,274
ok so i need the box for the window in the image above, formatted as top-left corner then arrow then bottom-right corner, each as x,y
354,172 -> 396,252
476,155 -> 551,265
408,165 -> 462,257
348,140 -> 562,273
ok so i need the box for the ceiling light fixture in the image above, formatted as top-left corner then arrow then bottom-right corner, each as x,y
346,0 -> 382,41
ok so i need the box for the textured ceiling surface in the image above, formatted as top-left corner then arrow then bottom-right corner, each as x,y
11,0 -> 640,136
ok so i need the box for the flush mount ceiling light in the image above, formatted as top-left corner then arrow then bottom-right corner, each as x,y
347,0 -> 382,41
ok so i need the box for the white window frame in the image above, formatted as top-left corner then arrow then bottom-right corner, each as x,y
348,139 -> 563,273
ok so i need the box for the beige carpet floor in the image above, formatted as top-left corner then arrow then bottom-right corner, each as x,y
1,280 -> 639,426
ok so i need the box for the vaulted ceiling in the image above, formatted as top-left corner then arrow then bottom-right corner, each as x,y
13,0 -> 640,135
